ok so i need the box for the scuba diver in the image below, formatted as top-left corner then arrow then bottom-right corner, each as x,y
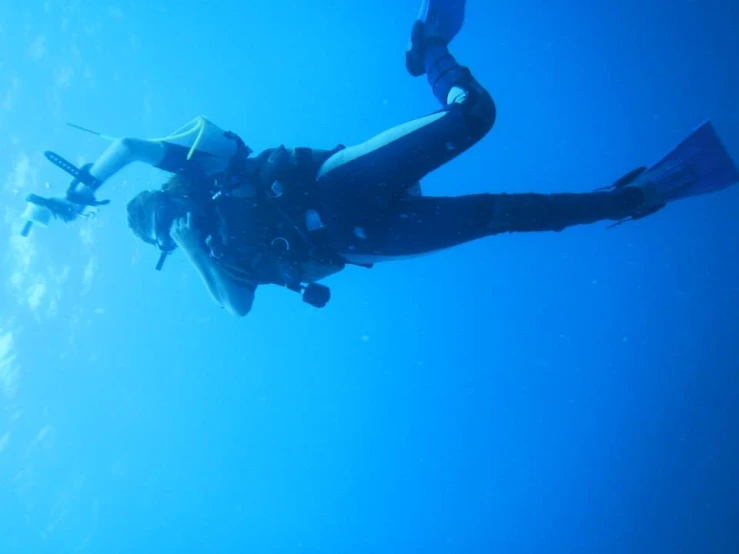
20,0 -> 739,317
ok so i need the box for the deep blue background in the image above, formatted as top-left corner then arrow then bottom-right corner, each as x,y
1,1 -> 738,552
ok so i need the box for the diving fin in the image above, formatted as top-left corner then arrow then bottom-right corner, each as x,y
406,0 -> 466,76
604,120 -> 739,226
597,166 -> 647,191
416,0 -> 465,45
630,120 -> 739,206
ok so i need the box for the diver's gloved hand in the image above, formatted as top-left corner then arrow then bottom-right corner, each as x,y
27,194 -> 87,223
66,183 -> 110,207
64,161 -> 109,207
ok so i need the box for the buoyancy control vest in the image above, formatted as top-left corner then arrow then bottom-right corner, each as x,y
202,143 -> 368,308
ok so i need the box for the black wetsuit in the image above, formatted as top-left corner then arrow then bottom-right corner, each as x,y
310,46 -> 642,261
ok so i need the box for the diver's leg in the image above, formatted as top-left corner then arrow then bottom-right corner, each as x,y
317,5 -> 494,195
318,77 -> 494,195
336,188 -> 646,259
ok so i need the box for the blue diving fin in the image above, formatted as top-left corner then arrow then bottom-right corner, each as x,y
604,120 -> 739,226
633,120 -> 739,204
416,0 -> 465,46
406,0 -> 466,76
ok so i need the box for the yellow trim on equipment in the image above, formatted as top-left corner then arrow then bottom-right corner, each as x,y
68,116 -> 209,161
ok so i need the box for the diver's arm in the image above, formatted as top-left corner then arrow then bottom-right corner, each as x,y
170,214 -> 254,317
89,138 -> 167,184
70,138 -> 168,202
179,242 -> 255,317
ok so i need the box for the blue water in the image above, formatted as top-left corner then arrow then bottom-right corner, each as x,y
1,1 -> 738,552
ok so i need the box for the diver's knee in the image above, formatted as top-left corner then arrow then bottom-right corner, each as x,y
468,87 -> 496,137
